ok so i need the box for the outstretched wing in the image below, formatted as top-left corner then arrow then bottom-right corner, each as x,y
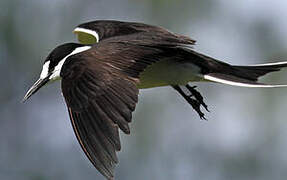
61,58 -> 139,179
74,20 -> 196,46
60,42 -> 171,179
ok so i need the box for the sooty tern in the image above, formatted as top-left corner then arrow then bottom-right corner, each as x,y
24,20 -> 287,179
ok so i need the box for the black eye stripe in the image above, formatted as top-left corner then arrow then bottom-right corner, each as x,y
42,43 -> 89,78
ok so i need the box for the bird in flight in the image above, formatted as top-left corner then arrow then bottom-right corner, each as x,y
23,20 -> 287,179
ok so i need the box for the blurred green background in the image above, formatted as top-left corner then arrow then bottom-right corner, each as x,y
1,0 -> 287,180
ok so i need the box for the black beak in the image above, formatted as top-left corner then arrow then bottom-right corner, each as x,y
23,77 -> 49,102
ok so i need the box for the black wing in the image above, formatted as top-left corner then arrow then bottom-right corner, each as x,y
60,42 -> 172,179
76,20 -> 196,46
61,60 -> 138,179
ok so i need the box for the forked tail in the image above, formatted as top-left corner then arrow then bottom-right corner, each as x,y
203,62 -> 287,87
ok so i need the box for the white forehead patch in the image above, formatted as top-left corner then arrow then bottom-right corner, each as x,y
49,46 -> 92,81
40,61 -> 50,79
73,27 -> 99,43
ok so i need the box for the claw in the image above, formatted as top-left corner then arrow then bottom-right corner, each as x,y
186,84 -> 209,112
172,85 -> 209,120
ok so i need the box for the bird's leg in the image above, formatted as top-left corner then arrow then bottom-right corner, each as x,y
185,84 -> 209,112
172,85 -> 208,120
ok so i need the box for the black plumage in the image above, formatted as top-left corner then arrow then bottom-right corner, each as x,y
77,20 -> 196,45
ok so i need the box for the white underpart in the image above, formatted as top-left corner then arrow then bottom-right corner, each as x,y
73,27 -> 99,42
40,61 -> 50,79
204,75 -> 287,88
247,61 -> 287,66
47,46 -> 92,81
138,59 -> 203,89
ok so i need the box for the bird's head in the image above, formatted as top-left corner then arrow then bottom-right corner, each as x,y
23,43 -> 91,102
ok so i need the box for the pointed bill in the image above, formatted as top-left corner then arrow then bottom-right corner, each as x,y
23,78 -> 49,102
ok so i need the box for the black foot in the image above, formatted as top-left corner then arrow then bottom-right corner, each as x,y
185,84 -> 209,112
172,85 -> 209,120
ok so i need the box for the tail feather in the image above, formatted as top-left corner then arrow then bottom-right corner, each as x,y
204,73 -> 287,88
247,61 -> 287,68
232,62 -> 287,81
203,62 -> 287,87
